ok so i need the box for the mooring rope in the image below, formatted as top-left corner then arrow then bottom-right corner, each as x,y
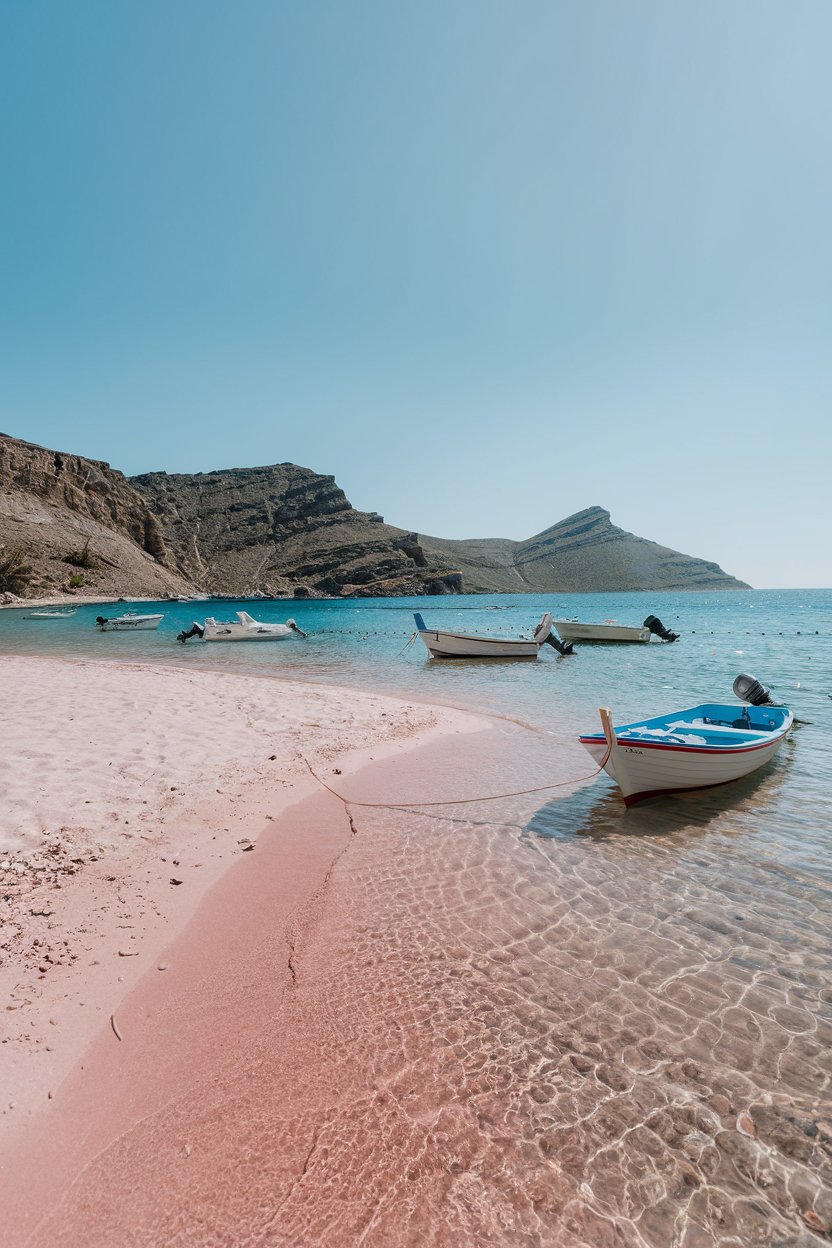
304,733 -> 614,810
395,631 -> 419,659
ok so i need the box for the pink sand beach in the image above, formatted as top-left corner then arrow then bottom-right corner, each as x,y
1,655 -> 829,1247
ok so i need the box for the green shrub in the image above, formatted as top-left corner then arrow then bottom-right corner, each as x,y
67,572 -> 86,589
0,548 -> 35,595
64,540 -> 98,569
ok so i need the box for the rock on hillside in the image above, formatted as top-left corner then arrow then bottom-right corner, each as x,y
417,507 -> 748,592
131,466 -> 462,598
0,434 -> 193,599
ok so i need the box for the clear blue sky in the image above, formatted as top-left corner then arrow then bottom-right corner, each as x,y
1,1 -> 830,587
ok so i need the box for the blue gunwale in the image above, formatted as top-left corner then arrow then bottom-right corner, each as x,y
580,703 -> 792,754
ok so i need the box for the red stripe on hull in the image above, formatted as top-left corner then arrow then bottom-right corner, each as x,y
579,734 -> 789,756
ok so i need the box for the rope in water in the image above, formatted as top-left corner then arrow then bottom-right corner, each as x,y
304,734 -> 614,810
394,631 -> 419,659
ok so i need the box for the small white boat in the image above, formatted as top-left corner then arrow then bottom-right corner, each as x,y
554,614 -> 679,644
177,611 -> 308,643
95,613 -> 164,631
413,612 -> 568,658
579,675 -> 793,806
28,609 -> 77,619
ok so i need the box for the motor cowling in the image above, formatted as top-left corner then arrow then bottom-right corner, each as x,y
544,631 -> 575,656
286,618 -> 308,638
177,622 -> 205,643
733,673 -> 774,705
643,614 -> 680,642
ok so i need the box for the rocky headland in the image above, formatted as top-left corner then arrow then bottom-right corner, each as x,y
418,506 -> 748,593
0,432 -> 748,599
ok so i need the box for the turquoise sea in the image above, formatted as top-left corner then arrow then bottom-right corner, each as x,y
2,587 -> 830,725
3,589 -> 831,1242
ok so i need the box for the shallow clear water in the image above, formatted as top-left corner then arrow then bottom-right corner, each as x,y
2,589 -> 830,720
3,590 -> 831,1244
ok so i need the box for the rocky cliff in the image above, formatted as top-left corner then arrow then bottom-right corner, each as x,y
417,507 -> 748,592
0,434 -> 193,599
0,432 -> 748,600
130,465 -> 462,597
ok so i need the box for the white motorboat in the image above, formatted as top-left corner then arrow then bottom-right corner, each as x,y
579,675 -> 793,806
554,614 -> 680,644
177,611 -> 308,643
28,609 -> 77,619
413,611 -> 570,658
95,613 -> 164,631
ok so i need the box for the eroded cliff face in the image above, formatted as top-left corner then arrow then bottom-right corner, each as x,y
0,434 -> 192,599
417,507 -> 748,593
131,465 -> 462,597
514,507 -> 749,591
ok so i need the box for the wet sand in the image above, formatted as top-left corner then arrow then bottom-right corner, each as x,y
0,655 -> 483,1135
1,710 -> 829,1246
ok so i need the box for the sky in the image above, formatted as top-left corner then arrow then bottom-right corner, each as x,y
1,1 -> 830,589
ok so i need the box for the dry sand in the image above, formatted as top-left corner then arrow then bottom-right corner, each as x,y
0,654 -> 486,1145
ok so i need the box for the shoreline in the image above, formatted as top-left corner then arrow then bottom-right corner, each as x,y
1,714 -> 548,1248
0,654 -> 490,1145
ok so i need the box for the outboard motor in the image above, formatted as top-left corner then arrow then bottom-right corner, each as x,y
286,618 -> 308,638
643,614 -> 680,642
544,631 -> 575,656
95,616 -> 108,628
177,622 -> 205,644
733,673 -> 774,706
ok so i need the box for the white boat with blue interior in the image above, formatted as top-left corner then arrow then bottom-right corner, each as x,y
579,675 -> 793,806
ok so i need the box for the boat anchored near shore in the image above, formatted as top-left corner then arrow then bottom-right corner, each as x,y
177,611 -> 308,643
413,611 -> 573,658
95,612 -> 164,631
579,674 -> 793,806
554,614 -> 680,644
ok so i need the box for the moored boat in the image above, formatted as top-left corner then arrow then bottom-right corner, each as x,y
177,611 -> 308,643
95,613 -> 164,631
27,608 -> 77,619
579,675 -> 792,806
413,611 -> 572,658
554,614 -> 679,644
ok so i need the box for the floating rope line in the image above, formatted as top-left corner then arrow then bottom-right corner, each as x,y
305,735 -> 613,811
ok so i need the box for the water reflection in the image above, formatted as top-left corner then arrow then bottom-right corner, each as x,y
527,755 -> 790,843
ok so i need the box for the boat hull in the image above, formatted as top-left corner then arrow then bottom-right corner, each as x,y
203,625 -> 293,642
417,631 -> 540,658
554,620 -> 651,643
198,610 -> 299,642
580,703 -> 793,805
97,615 -> 163,631
414,611 -> 551,659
